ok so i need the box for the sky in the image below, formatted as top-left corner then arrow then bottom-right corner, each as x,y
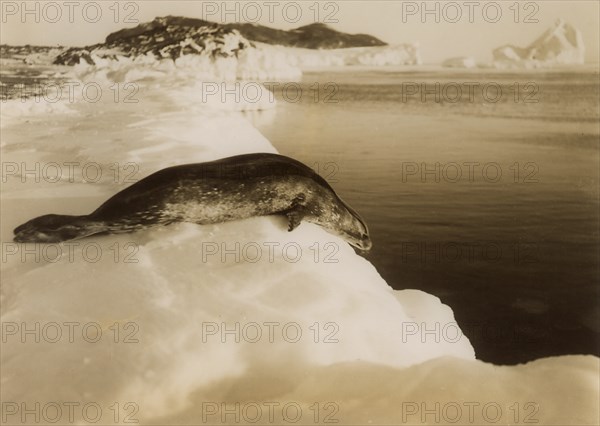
1,0 -> 598,64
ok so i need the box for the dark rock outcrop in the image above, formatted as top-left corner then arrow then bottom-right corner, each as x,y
228,21 -> 386,49
54,17 -> 251,65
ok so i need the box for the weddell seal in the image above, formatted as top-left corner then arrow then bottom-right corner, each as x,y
13,153 -> 372,250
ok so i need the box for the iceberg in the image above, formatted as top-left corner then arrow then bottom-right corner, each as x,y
493,19 -> 585,68
440,20 -> 586,69
441,56 -> 478,69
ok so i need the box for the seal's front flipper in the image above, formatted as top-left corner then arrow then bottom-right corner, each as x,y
286,194 -> 306,232
287,210 -> 305,231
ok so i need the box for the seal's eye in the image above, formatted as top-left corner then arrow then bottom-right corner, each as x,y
39,221 -> 60,231
38,216 -> 65,232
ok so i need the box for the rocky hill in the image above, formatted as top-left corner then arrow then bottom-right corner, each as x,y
53,16 -> 387,66
227,21 -> 386,49
105,16 -> 386,49
54,18 -> 252,65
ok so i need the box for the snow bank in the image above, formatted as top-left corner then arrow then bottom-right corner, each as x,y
0,217 -> 478,422
67,51 -> 299,85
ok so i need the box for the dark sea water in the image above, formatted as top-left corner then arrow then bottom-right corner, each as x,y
253,68 -> 600,364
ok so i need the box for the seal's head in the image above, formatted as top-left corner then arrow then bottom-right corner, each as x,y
334,202 -> 372,252
341,215 -> 372,251
13,214 -> 92,243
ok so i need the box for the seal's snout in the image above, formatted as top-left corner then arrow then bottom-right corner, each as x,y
13,222 -> 28,236
358,234 -> 373,252
13,223 -> 34,242
13,214 -> 71,243
13,225 -> 53,243
363,236 -> 373,251
347,232 -> 372,252
13,233 -> 28,243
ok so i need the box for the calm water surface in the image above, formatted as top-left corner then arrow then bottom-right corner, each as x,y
253,69 -> 600,364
